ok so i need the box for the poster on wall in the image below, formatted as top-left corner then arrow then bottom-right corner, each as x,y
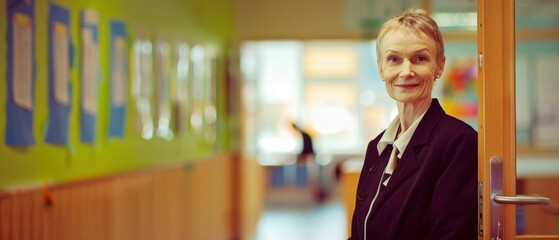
132,29 -> 154,140
204,47 -> 218,144
108,20 -> 128,138
45,3 -> 71,145
80,9 -> 99,143
154,34 -> 173,140
441,58 -> 478,122
189,44 -> 205,134
173,41 -> 190,134
6,0 -> 35,146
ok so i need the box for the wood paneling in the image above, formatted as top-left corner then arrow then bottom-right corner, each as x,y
0,154 -> 265,240
341,171 -> 360,238
237,155 -> 266,240
520,177 -> 559,235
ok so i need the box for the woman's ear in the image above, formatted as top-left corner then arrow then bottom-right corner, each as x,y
436,56 -> 446,78
378,62 -> 385,81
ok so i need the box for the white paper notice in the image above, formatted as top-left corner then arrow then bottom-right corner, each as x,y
82,9 -> 99,26
12,13 -> 33,110
81,28 -> 98,114
53,22 -> 69,105
112,37 -> 127,106
140,41 -> 153,98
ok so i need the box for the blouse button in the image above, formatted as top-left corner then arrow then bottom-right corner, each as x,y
357,193 -> 367,201
368,166 -> 376,174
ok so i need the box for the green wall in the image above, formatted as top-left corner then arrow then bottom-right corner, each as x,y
0,0 -> 235,189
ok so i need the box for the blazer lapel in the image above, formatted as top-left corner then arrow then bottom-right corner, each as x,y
368,147 -> 419,214
368,99 -> 446,214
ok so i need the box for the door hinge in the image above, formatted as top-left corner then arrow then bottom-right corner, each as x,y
479,181 -> 484,237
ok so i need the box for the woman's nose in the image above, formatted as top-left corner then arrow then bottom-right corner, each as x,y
399,61 -> 415,79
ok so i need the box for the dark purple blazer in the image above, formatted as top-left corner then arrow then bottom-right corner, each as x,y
349,99 -> 478,240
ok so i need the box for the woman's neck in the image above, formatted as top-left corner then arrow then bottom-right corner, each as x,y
397,98 -> 432,132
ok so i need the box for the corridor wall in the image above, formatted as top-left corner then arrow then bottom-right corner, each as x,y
0,0 -> 234,191
0,0 -> 269,239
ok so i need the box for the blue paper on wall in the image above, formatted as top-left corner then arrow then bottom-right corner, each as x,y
80,9 -> 100,143
6,0 -> 36,146
45,3 -> 71,145
108,20 -> 128,138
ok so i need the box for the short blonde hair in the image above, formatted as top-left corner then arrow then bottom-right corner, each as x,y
376,9 -> 445,63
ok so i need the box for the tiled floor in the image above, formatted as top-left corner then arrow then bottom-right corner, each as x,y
254,186 -> 348,240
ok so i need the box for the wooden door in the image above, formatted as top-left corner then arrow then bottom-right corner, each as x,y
478,0 -> 559,239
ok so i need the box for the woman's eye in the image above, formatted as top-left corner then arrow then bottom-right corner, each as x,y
387,56 -> 399,62
416,56 -> 427,62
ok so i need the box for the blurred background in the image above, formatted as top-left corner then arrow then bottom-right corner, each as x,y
1,0 -> 559,239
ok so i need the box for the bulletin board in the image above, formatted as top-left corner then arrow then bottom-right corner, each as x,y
0,0 -> 233,190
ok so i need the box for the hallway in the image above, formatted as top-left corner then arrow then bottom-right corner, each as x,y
255,199 -> 347,240
254,173 -> 348,240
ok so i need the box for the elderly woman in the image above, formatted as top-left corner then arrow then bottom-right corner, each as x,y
349,9 -> 478,240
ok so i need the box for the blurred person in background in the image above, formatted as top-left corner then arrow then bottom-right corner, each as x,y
291,122 -> 315,165
291,122 -> 326,201
349,9 -> 477,240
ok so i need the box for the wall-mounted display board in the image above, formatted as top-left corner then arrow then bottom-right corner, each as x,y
204,47 -> 218,144
6,0 -> 35,146
154,33 -> 173,140
80,9 -> 100,144
132,29 -> 154,140
108,20 -> 128,138
45,3 -> 71,145
189,44 -> 205,134
173,41 -> 191,135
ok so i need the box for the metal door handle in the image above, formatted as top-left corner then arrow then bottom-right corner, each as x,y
487,156 -> 553,239
494,194 -> 551,205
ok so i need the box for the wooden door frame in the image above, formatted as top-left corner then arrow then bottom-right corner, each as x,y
478,0 -> 517,239
478,0 -> 559,239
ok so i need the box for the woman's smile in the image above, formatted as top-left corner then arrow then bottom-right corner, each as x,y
394,83 -> 421,88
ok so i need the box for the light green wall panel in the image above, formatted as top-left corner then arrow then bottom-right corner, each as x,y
0,0 -> 235,189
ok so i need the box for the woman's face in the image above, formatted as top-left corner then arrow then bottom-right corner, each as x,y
378,30 -> 445,105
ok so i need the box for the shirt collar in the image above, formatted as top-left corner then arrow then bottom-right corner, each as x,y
377,117 -> 400,155
377,110 -> 428,158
